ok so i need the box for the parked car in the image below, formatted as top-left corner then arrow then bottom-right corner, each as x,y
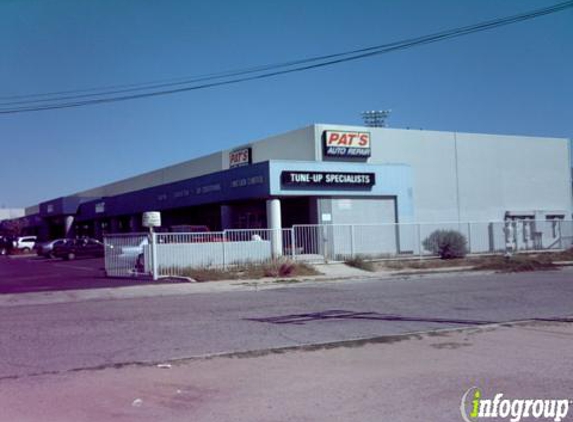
116,237 -> 150,273
168,225 -> 226,242
118,237 -> 149,259
169,225 -> 211,233
13,236 -> 37,253
52,238 -> 105,260
35,239 -> 68,258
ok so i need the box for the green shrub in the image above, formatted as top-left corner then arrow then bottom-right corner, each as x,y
422,230 -> 468,259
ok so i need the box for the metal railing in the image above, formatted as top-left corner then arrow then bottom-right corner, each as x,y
103,233 -> 151,278
104,229 -> 292,279
103,220 -> 573,278
290,220 -> 573,262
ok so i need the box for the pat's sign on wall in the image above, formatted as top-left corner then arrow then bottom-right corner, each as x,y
323,130 -> 371,158
229,147 -> 252,168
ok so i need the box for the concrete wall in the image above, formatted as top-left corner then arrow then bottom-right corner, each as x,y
455,132 -> 571,221
25,123 -> 571,226
77,152 -> 224,199
74,126 -> 316,201
25,205 -> 39,216
318,198 -> 398,258
316,124 -> 572,223
223,126 -> 316,169
0,208 -> 25,221
318,198 -> 396,225
268,161 -> 414,222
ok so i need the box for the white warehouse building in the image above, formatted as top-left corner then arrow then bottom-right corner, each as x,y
20,124 -> 572,258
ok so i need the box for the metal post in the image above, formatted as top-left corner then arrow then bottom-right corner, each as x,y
467,222 -> 472,254
323,225 -> 328,262
290,228 -> 295,260
222,230 -> 227,269
350,225 -> 355,258
418,223 -> 422,260
151,231 -> 158,281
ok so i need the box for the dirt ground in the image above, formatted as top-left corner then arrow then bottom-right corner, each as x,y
374,249 -> 573,273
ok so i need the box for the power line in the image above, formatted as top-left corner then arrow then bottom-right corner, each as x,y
1,0 -> 571,114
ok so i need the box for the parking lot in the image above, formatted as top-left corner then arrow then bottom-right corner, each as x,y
0,255 -> 165,294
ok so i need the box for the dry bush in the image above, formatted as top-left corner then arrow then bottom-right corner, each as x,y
475,255 -> 557,272
344,256 -> 375,272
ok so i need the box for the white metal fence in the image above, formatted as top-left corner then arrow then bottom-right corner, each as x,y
104,229 -> 292,279
103,220 -> 573,279
104,233 -> 151,278
291,220 -> 573,261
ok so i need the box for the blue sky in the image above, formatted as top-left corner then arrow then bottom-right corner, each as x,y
1,0 -> 571,208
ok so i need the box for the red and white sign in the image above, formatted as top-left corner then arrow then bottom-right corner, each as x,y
229,147 -> 252,168
323,131 -> 371,158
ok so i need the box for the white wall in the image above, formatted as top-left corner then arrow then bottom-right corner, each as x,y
0,208 -> 25,221
456,132 -> 571,221
222,125 -> 316,169
27,122 -> 571,225
328,198 -> 396,225
65,126 -> 316,201
316,124 -> 571,223
77,152 -> 224,199
25,205 -> 39,216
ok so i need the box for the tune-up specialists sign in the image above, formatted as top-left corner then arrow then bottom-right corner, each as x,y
281,171 -> 375,189
323,130 -> 371,158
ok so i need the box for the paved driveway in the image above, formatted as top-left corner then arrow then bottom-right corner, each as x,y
0,256 -> 165,294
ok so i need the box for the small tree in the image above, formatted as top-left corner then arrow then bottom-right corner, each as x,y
422,229 -> 468,259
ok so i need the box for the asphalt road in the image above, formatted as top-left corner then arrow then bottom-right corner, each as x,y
3,320 -> 572,422
0,256 -> 180,293
1,269 -> 572,380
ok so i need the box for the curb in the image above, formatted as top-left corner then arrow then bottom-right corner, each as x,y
1,262 -> 571,309
5,254 -> 38,260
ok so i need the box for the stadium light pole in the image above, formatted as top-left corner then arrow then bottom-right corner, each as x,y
361,110 -> 391,127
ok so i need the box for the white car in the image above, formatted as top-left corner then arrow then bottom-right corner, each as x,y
119,238 -> 149,259
14,236 -> 37,253
118,238 -> 149,273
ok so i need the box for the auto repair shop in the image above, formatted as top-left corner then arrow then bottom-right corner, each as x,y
18,124 -> 572,240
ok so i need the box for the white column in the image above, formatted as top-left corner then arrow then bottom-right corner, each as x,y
64,216 -> 74,238
266,199 -> 283,258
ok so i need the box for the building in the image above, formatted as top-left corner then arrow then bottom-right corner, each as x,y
0,208 -> 25,222
20,124 -> 572,240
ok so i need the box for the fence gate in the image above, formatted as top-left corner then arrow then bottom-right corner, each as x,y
104,233 -> 151,278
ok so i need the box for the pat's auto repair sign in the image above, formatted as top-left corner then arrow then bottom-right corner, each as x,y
323,130 -> 371,158
229,147 -> 252,168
